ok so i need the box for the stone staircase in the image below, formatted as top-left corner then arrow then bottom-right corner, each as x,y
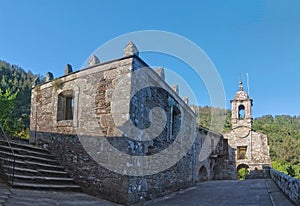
0,139 -> 81,191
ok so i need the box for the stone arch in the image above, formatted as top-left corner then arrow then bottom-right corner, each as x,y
238,104 -> 245,120
237,164 -> 249,180
198,166 -> 208,182
237,163 -> 249,171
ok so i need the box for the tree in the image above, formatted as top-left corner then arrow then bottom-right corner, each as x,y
191,105 -> 231,133
253,115 -> 300,179
0,60 -> 41,137
238,168 -> 249,180
0,88 -> 19,135
287,165 -> 295,177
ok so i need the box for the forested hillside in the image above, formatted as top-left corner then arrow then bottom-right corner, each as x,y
195,106 -> 300,179
191,105 -> 232,133
252,115 -> 300,178
0,60 -> 39,137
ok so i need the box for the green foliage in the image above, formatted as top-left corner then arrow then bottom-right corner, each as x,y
287,165 -> 296,177
0,60 -> 42,137
238,168 -> 249,180
15,128 -> 30,140
272,160 -> 300,179
51,79 -> 63,91
0,88 -> 19,134
191,105 -> 232,133
253,115 -> 300,179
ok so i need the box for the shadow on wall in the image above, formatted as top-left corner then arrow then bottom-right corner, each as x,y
194,127 -> 237,182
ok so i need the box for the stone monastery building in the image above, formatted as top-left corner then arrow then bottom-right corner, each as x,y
30,42 -> 270,205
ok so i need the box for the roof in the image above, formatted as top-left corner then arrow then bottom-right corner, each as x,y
233,81 -> 250,101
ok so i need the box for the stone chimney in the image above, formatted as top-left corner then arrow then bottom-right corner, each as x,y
89,55 -> 100,66
64,64 -> 73,75
155,67 -> 165,80
123,41 -> 139,57
45,72 -> 54,82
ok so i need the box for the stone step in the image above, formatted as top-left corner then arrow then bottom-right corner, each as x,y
0,140 -> 81,192
37,169 -> 71,178
3,165 -> 38,181
5,200 -> 51,206
3,165 -> 68,177
0,144 -> 55,159
10,182 -> 81,191
12,174 -> 74,181
3,165 -> 37,174
0,150 -> 58,165
11,174 -> 75,185
0,139 -> 48,154
3,165 -> 70,178
0,157 -> 65,172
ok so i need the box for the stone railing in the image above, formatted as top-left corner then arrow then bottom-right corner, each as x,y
270,168 -> 300,205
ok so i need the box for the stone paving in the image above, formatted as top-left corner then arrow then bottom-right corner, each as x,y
145,179 -> 294,206
0,179 -> 294,205
0,183 -> 120,206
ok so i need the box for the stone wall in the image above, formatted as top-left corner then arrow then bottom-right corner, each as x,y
30,56 -> 135,204
270,168 -> 300,205
223,129 -> 271,179
42,133 -> 130,204
30,54 -> 196,205
120,57 -> 196,203
194,127 -> 232,182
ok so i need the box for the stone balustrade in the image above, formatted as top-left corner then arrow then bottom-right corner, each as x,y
270,168 -> 300,205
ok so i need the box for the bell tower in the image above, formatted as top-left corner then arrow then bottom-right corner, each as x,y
230,81 -> 253,130
224,80 -> 271,179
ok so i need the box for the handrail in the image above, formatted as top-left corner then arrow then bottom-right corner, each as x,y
0,124 -> 15,184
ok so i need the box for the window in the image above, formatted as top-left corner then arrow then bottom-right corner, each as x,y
211,138 -> 214,152
171,105 -> 180,137
57,91 -> 74,121
65,96 -> 74,120
238,104 -> 245,120
237,146 -> 247,159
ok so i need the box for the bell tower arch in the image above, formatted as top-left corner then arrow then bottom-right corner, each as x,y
230,81 -> 253,130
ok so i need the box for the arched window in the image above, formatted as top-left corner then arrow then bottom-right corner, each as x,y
57,90 -> 74,121
238,105 -> 245,120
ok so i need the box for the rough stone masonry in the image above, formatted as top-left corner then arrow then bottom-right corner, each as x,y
30,42 -> 203,205
30,41 -> 269,205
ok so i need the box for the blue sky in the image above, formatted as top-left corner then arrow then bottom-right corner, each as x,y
0,0 -> 299,117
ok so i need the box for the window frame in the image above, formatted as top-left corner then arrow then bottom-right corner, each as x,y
237,146 -> 247,160
57,90 -> 74,122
